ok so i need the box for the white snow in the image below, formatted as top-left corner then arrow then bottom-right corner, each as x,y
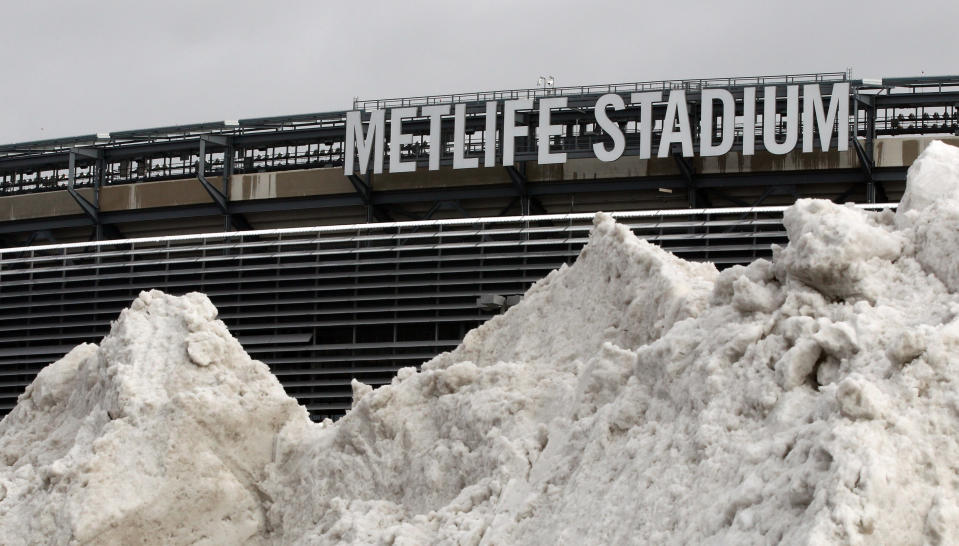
2,141 -> 959,544
0,292 -> 308,544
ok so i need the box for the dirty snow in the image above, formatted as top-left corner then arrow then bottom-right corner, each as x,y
2,141 -> 959,544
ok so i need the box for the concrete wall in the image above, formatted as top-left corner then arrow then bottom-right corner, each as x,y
101,177 -> 221,211
534,148 -> 858,183
874,136 -> 959,167
0,188 -> 93,221
231,169 -> 353,200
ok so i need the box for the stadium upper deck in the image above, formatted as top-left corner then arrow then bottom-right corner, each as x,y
0,71 -> 956,246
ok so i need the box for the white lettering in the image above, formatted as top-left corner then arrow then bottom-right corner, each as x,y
503,98 -> 533,166
421,104 -> 449,170
453,103 -> 478,170
742,87 -> 756,156
346,82 -> 851,172
630,91 -> 661,160
802,82 -> 849,152
344,110 -> 385,175
658,90 -> 693,158
592,93 -> 626,162
763,85 -> 799,155
389,107 -> 417,173
700,89 -> 735,157
538,97 -> 568,165
484,101 -> 498,167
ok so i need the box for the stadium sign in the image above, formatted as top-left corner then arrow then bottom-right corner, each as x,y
345,83 -> 850,175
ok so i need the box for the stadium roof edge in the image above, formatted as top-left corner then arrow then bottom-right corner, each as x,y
0,71 -> 854,151
2,71 -> 957,156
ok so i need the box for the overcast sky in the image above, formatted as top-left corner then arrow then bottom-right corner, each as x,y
1,0 -> 956,145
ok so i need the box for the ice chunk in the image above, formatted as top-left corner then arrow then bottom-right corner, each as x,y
776,199 -> 902,297
897,140 -> 959,219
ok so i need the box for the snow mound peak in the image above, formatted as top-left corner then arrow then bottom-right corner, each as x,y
429,213 -> 717,371
0,290 -> 308,544
897,139 -> 959,218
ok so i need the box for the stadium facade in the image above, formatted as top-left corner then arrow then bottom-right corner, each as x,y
0,72 -> 957,419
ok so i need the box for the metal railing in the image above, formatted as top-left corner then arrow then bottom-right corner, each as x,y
353,72 -> 849,110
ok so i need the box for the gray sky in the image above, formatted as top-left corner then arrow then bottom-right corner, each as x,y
1,0 -> 956,145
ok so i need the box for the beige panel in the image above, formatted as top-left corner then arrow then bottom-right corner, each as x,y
231,168 -> 354,200
238,167 -> 508,195
697,149 -> 856,174
551,148 -> 858,182
875,139 -> 904,167
543,157 -> 679,181
100,178 -> 218,211
371,166 -> 507,191
525,163 -> 568,181
874,136 -> 959,168
0,188 -> 93,221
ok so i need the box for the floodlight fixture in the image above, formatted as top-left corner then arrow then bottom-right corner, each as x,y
476,294 -> 505,311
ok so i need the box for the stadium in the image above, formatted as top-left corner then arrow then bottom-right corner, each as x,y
1,71 -> 957,420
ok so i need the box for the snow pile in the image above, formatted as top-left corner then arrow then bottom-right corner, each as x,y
3,141 -> 959,544
0,291 -> 308,544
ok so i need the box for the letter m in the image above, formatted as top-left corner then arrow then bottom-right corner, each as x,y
802,82 -> 849,152
345,110 -> 385,175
